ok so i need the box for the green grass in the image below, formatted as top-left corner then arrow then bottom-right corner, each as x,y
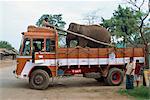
118,86 -> 150,100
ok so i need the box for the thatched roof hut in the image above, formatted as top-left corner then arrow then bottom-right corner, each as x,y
0,48 -> 18,60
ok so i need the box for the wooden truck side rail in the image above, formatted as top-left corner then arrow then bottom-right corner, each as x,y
57,47 -> 145,63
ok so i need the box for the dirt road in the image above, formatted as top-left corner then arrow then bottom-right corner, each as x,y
0,60 -> 133,100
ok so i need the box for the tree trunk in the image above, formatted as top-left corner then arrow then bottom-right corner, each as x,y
144,44 -> 149,68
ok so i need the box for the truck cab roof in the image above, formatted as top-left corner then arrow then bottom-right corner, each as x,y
22,25 -> 57,39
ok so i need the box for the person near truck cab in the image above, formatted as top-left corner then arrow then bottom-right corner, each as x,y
42,18 -> 54,28
33,43 -> 40,52
124,57 -> 136,89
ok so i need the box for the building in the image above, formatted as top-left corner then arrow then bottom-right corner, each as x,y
0,48 -> 18,60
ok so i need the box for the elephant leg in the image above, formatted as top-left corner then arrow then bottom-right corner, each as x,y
66,38 -> 70,47
78,38 -> 88,47
76,38 -> 79,46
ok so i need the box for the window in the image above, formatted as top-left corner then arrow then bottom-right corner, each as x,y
22,39 -> 30,56
46,39 -> 55,52
33,39 -> 44,52
46,39 -> 50,52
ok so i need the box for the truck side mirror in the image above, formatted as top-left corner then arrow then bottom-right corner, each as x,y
32,50 -> 35,63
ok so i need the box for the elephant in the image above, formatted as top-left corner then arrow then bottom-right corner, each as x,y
66,23 -> 111,48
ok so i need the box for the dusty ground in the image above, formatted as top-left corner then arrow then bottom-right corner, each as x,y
0,60 -> 133,100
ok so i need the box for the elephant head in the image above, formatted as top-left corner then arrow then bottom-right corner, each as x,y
67,23 -> 81,33
66,23 -> 81,47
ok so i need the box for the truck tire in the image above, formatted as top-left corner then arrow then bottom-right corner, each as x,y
29,69 -> 50,90
105,68 -> 123,86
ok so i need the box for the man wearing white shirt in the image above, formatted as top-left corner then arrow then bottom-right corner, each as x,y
125,57 -> 136,89
42,18 -> 54,28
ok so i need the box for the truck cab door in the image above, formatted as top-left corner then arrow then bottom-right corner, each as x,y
16,38 -> 31,76
33,38 -> 56,65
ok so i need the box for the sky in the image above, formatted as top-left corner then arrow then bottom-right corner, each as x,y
0,0 -> 149,50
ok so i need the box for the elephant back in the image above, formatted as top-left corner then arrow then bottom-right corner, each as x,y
82,25 -> 111,43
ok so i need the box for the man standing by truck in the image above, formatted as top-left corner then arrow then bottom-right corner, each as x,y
125,57 -> 136,89
135,60 -> 142,87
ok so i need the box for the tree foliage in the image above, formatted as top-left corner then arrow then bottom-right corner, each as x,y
101,5 -> 142,46
101,4 -> 150,46
126,0 -> 150,66
137,27 -> 150,44
83,10 -> 100,25
0,41 -> 14,49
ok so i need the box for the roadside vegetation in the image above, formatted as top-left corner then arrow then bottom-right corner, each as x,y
0,41 -> 14,50
118,86 -> 150,100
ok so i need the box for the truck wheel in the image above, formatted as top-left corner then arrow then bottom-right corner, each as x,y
29,69 -> 50,90
105,68 -> 123,86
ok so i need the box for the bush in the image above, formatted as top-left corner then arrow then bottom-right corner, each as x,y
0,41 -> 14,49
118,86 -> 150,100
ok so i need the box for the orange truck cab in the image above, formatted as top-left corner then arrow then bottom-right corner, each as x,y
14,26 -> 145,90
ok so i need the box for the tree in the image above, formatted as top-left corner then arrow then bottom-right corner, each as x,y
136,27 -> 150,44
101,5 -> 140,47
126,0 -> 150,66
83,10 -> 101,25
0,41 -> 14,49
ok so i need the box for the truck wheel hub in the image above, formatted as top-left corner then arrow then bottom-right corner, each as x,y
34,75 -> 44,85
112,72 -> 120,83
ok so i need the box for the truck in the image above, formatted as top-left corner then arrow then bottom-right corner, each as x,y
13,25 -> 145,90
